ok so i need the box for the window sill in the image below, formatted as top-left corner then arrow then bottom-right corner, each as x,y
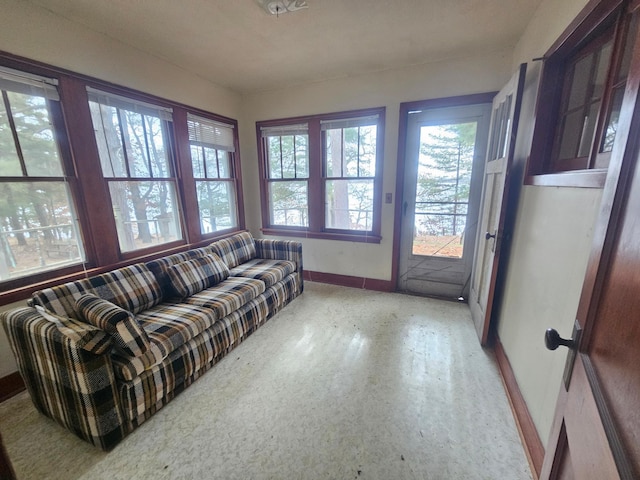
525,169 -> 607,188
261,228 -> 382,244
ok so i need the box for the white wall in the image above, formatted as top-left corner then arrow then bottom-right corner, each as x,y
497,0 -> 597,446
240,51 -> 513,279
0,0 -> 241,117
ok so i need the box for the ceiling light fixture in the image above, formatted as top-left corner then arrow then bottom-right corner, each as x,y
257,0 -> 308,17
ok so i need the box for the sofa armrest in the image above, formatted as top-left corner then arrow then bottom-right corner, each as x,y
1,307 -> 128,450
255,238 -> 304,291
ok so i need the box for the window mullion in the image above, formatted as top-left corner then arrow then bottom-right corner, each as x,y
307,118 -> 323,232
2,90 -> 28,176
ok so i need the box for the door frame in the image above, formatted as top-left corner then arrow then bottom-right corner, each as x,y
392,93 -> 496,291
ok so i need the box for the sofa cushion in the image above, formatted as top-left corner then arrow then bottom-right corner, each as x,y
76,294 -> 151,357
146,247 -> 214,299
184,276 -> 265,319
166,254 -> 230,300
32,263 -> 162,318
34,305 -> 113,355
209,232 -> 256,269
229,259 -> 296,288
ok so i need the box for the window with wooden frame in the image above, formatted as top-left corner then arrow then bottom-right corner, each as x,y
0,67 -> 85,282
187,113 -> 239,235
261,123 -> 310,228
87,88 -> 184,254
257,107 -> 384,243
527,0 -> 640,186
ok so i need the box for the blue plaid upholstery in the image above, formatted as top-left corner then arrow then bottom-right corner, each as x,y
209,231 -> 256,269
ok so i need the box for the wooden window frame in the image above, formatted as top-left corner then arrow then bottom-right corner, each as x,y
526,0 -> 639,188
257,107 -> 385,244
0,51 -> 245,304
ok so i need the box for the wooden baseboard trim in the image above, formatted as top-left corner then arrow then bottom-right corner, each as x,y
494,337 -> 545,479
303,270 -> 394,292
0,372 -> 25,403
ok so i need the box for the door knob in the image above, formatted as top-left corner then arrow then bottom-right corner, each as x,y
485,231 -> 496,240
544,328 -> 576,350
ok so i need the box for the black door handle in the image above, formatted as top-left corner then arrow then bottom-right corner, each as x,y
485,231 -> 496,240
545,328 -> 576,350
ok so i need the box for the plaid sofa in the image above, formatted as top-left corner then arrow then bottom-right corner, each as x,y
2,232 -> 303,450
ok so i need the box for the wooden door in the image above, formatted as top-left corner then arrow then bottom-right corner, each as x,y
469,65 -> 526,344
540,46 -> 640,480
397,103 -> 491,298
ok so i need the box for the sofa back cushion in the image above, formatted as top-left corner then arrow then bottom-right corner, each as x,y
167,254 -> 230,300
76,294 -> 151,357
209,232 -> 256,269
146,247 -> 213,299
32,264 -> 163,318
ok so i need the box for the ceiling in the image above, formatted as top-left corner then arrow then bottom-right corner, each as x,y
29,0 -> 544,95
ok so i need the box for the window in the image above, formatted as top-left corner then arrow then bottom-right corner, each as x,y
187,113 -> 239,235
261,124 -> 309,227
88,88 -> 184,254
0,54 -> 245,299
257,108 -> 384,243
0,67 -> 85,281
528,1 -> 639,184
322,117 -> 377,231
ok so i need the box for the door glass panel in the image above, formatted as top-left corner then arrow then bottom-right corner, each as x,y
413,122 -> 477,258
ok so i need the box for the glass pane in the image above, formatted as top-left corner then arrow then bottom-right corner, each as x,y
413,122 -> 477,258
217,151 -> 232,179
568,53 -> 594,110
601,86 -> 624,153
358,125 -> 377,177
195,180 -> 237,233
89,102 -> 127,177
325,128 -> 342,178
325,179 -> 374,231
280,135 -> 296,179
267,136 -> 282,179
108,180 -> 183,253
7,92 -> 62,176
121,111 -> 171,179
557,110 -> 584,160
294,134 -> 309,178
0,98 -> 22,176
204,147 -> 219,178
343,127 -> 359,177
593,42 -> 613,100
269,180 -> 308,227
0,181 -> 84,281
578,101 -> 600,158
190,145 -> 205,178
413,213 -> 466,257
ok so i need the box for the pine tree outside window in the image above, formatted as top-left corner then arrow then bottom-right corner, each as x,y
0,67 -> 85,281
88,88 -> 183,253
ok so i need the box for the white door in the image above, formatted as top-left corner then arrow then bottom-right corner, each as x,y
397,103 -> 491,298
469,65 -> 526,344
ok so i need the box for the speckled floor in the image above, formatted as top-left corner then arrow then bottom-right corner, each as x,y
0,282 -> 532,480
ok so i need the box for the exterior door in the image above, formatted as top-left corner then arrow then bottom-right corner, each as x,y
540,67 -> 640,480
469,65 -> 526,344
397,103 -> 491,298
